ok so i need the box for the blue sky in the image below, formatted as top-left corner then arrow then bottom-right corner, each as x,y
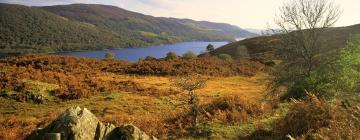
1,0 -> 359,29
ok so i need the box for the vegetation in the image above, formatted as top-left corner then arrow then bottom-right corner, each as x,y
165,51 -> 178,60
182,51 -> 197,60
105,52 -> 115,60
270,0 -> 342,99
0,55 -> 263,100
0,3 -> 137,55
0,3 -> 257,55
206,44 -> 215,52
0,54 -> 267,139
218,53 -> 233,61
2,1 -> 360,139
274,94 -> 360,139
172,75 -> 207,127
212,23 -> 360,61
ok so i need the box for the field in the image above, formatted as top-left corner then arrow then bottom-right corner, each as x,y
0,55 -> 272,139
1,55 -> 359,140
0,73 -> 272,139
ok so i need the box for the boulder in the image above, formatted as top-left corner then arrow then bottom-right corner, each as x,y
107,124 -> 157,140
26,106 -> 157,140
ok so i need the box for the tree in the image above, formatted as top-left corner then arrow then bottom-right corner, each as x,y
313,35 -> 360,98
104,52 -> 115,60
172,75 -> 207,127
182,51 -> 197,60
335,35 -> 360,92
271,0 -> 342,99
206,44 -> 215,52
165,51 -> 178,60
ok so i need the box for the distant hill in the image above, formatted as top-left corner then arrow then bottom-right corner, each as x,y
245,28 -> 264,35
41,4 -> 257,41
0,3 -> 140,55
212,24 -> 360,60
166,18 -> 258,38
0,3 -> 256,55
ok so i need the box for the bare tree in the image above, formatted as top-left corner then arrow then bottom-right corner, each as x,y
271,0 -> 342,98
172,74 -> 207,126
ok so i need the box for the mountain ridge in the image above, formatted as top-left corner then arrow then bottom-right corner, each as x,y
0,3 -> 256,55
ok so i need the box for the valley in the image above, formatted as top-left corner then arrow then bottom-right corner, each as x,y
1,0 -> 360,140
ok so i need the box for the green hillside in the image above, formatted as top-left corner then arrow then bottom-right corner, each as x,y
212,24 -> 360,60
41,4 -> 255,42
0,3 -> 147,55
0,3 -> 257,56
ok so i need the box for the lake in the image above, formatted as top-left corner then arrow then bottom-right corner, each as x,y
57,41 -> 228,62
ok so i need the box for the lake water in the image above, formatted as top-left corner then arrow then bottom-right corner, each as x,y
57,41 -> 228,62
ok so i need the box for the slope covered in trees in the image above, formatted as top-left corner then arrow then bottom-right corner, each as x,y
0,3 -> 145,55
0,3 -> 257,56
41,4 -> 256,42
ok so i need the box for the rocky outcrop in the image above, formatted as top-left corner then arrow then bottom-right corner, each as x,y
26,106 -> 157,140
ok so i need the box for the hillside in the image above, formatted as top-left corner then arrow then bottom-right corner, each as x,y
212,24 -> 360,60
41,4 -> 256,41
0,3 -> 142,55
166,18 -> 258,38
0,3 -> 256,56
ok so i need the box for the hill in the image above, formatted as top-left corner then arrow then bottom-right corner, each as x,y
166,18 -> 258,38
0,3 -> 142,55
0,3 -> 256,56
41,4 -> 256,41
212,24 -> 360,60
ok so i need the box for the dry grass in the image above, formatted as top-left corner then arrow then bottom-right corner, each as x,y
275,94 -> 360,139
0,73 -> 269,140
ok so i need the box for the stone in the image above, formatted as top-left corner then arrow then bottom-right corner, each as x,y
107,124 -> 157,140
26,106 -> 101,140
26,106 -> 157,140
95,122 -> 116,140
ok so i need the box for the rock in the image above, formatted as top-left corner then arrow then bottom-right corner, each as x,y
95,122 -> 116,140
26,106 -> 157,140
26,106 -> 100,140
107,124 -> 157,140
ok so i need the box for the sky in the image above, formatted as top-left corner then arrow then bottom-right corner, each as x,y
1,0 -> 360,29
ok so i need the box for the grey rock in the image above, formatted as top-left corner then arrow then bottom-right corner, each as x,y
107,124 -> 157,140
26,106 -> 157,140
95,122 -> 116,140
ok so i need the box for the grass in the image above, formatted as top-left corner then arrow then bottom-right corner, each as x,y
0,73 -> 270,139
22,79 -> 59,100
184,109 -> 287,140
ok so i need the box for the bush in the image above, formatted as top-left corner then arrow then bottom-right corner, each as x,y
165,51 -> 178,60
273,35 -> 360,100
203,96 -> 262,123
145,56 -> 156,61
275,94 -> 360,139
105,52 -> 115,60
182,51 -> 197,60
218,54 -> 233,61
206,44 -> 215,52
